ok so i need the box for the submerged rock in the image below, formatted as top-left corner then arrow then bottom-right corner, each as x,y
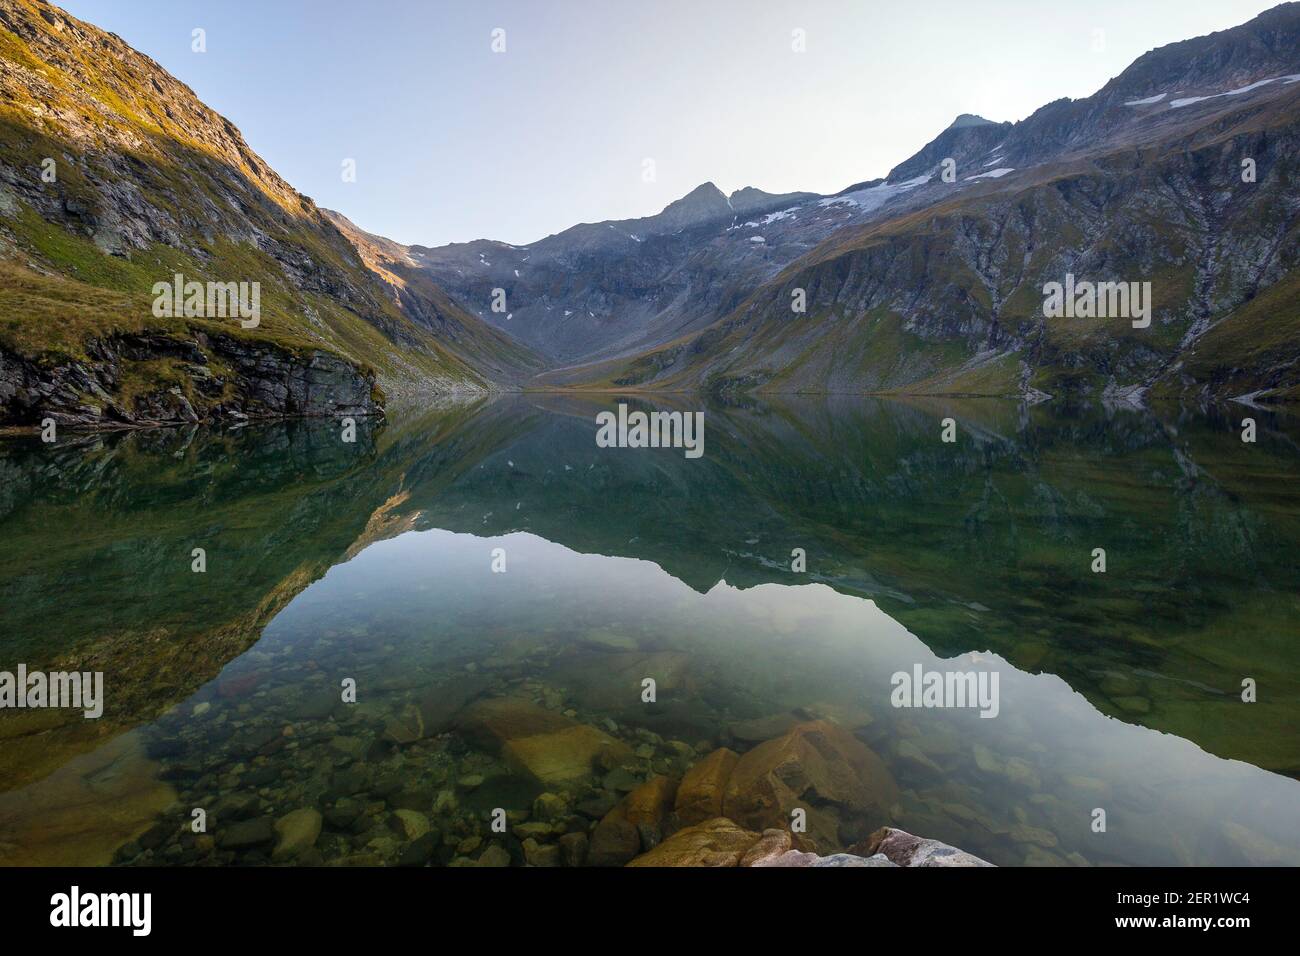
388,809 -> 431,842
559,831 -> 589,867
729,712 -> 800,743
674,747 -> 739,824
413,677 -> 492,738
721,720 -> 898,851
586,817 -> 641,867
477,844 -> 511,867
272,808 -> 322,861
620,775 -> 679,828
0,733 -> 177,866
532,792 -> 569,821
455,697 -> 632,786
508,726 -> 632,787
396,832 -> 440,867
523,837 -> 561,867
218,816 -> 275,850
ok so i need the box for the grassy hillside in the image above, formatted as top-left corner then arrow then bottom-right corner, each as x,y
0,0 -> 495,428
322,209 -> 546,386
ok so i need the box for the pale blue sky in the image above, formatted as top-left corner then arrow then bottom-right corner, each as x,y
58,0 -> 1276,247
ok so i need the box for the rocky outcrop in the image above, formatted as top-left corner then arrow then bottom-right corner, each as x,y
624,821 -> 988,868
616,721 -> 926,866
721,719 -> 898,852
854,826 -> 994,867
0,332 -> 380,430
625,817 -> 760,867
738,827 -> 793,865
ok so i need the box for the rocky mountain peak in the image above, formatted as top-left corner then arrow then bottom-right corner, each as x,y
948,113 -> 997,129
654,182 -> 733,230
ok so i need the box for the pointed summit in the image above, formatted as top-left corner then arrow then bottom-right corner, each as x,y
948,113 -> 997,129
654,182 -> 732,231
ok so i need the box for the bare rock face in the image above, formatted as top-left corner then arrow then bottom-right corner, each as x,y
858,826 -> 994,867
625,817 -> 760,867
0,334 -> 380,430
721,720 -> 898,852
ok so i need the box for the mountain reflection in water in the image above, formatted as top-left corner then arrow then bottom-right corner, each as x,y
1,395 -> 1297,866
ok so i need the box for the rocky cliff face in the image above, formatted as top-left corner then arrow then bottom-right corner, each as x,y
0,331 -> 377,428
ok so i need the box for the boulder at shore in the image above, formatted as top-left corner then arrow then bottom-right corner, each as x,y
624,822 -> 991,868
855,827 -> 994,867
721,719 -> 898,852
626,818 -> 760,867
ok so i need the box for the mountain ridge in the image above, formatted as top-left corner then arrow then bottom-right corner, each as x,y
388,4 -> 1299,400
489,4 -> 1300,402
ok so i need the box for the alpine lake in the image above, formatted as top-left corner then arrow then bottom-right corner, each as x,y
1,394 -> 1297,867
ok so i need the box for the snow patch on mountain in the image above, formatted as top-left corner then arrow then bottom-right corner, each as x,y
1124,92 -> 1167,105
732,206 -> 800,230
818,173 -> 930,213
1169,73 -> 1300,108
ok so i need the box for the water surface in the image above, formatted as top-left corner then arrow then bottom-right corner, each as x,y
1,396 -> 1297,866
